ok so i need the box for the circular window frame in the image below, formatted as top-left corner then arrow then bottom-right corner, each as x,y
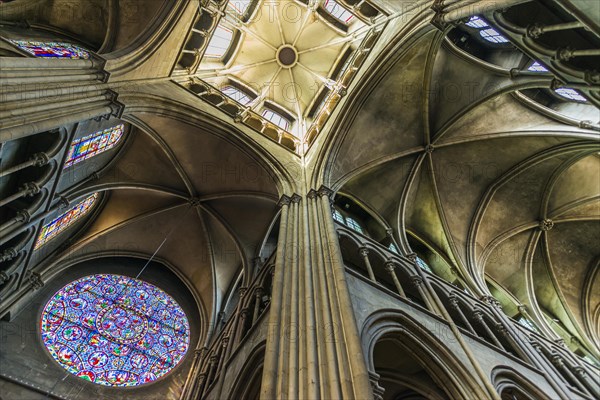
33,257 -> 201,394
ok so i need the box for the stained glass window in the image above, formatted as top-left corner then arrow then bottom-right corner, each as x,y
555,88 -> 587,102
40,274 -> 190,387
64,124 -> 125,168
262,108 -> 291,130
7,39 -> 90,59
346,217 -> 363,234
34,194 -> 99,249
332,209 -> 345,224
222,85 -> 253,105
324,0 -> 354,23
465,16 -> 488,29
206,26 -> 234,58
479,28 -> 509,44
388,243 -> 399,254
416,257 -> 432,273
527,61 -> 548,72
464,16 -> 509,44
517,316 -> 538,332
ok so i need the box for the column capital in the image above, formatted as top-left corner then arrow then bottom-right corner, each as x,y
448,294 -> 459,307
517,304 -> 528,314
238,286 -> 248,297
494,323 -> 508,336
573,366 -> 586,378
405,252 -> 418,263
27,271 -> 44,290
317,185 -> 334,198
0,271 -> 9,284
31,152 -> 50,167
551,353 -> 565,367
290,194 -> 302,203
410,275 -> 423,286
359,247 -> 370,257
277,195 -> 291,207
384,261 -> 396,272
472,309 -> 484,322
307,189 -> 319,199
15,210 -> 31,223
1,248 -> 18,263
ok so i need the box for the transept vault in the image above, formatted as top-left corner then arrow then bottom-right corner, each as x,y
0,0 -> 599,399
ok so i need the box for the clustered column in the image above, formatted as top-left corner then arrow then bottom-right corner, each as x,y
260,187 -> 373,399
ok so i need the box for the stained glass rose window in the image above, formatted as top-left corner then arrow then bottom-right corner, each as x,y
40,274 -> 190,387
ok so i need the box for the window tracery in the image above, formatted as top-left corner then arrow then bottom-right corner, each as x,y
40,274 -> 190,386
205,26 -> 234,58
64,124 -> 125,168
323,0 -> 354,24
222,85 -> 253,106
261,108 -> 291,131
7,39 -> 90,59
464,16 -> 509,44
34,194 -> 99,249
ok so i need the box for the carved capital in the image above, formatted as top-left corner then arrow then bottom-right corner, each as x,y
384,262 -> 396,273
0,271 -> 9,284
517,304 -> 528,314
359,247 -> 369,257
556,47 -> 574,61
473,309 -> 484,322
410,275 -> 423,287
307,189 -> 319,199
290,194 -> 302,204
277,195 -> 291,207
526,23 -> 544,38
405,252 -> 418,263
573,366 -> 586,378
238,286 -> 248,297
20,182 -> 40,197
28,272 -> 44,290
317,185 -> 334,199
425,144 -> 435,154
495,323 -> 508,336
448,294 -> 459,307
551,353 -> 564,367
31,152 -> 50,167
1,248 -> 18,263
15,210 -> 31,223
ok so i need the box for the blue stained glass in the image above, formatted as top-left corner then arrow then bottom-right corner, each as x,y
40,274 -> 190,387
527,61 -> 548,72
35,194 -> 98,249
7,39 -> 90,59
555,88 -> 587,102
416,257 -> 432,273
64,124 -> 124,168
332,209 -> 345,224
465,16 -> 488,29
346,217 -> 363,234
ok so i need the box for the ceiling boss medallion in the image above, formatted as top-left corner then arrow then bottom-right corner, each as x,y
276,45 -> 298,68
178,0 -> 385,154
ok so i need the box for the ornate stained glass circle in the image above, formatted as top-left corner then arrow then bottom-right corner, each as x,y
40,274 -> 190,387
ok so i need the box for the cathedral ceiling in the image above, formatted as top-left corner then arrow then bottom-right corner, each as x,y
1,0 -> 598,360
324,29 -> 600,356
